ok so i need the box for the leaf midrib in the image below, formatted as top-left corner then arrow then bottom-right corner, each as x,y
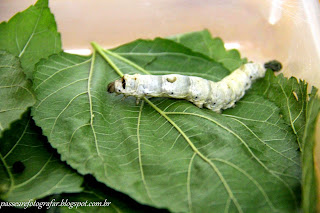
18,6 -> 43,58
118,51 -> 210,62
3,119 -> 30,159
13,155 -> 53,189
88,51 -> 100,157
165,111 -> 298,206
279,82 -> 298,139
0,152 -> 14,197
187,153 -> 196,213
142,98 -> 243,212
91,43 -> 300,212
96,46 -> 243,212
137,101 -> 154,203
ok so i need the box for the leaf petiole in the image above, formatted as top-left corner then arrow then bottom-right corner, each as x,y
91,42 -> 151,76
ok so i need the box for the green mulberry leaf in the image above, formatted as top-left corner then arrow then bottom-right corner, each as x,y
58,176 -> 169,213
0,0 -> 61,79
301,88 -> 320,213
32,38 -> 301,212
168,29 -> 246,71
0,50 -> 35,136
0,110 -> 83,202
250,71 -> 308,151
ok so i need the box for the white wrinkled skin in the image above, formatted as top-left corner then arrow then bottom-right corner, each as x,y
112,62 -> 266,112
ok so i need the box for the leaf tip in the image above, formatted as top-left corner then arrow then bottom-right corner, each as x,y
35,0 -> 49,8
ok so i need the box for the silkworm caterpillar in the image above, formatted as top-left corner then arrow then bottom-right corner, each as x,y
108,60 -> 282,113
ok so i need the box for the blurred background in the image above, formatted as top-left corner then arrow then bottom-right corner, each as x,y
1,0 -> 320,86
1,0 -> 320,206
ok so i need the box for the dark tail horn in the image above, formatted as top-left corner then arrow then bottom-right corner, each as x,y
264,60 -> 282,72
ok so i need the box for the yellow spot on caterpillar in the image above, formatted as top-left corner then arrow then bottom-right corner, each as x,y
292,91 -> 298,101
166,76 -> 177,83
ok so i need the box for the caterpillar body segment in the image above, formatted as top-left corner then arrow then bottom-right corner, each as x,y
108,62 -> 278,113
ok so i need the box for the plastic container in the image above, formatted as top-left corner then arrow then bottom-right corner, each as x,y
1,0 -> 320,87
1,0 -> 320,204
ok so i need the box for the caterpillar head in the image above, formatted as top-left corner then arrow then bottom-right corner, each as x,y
108,74 -> 139,96
107,82 -> 116,93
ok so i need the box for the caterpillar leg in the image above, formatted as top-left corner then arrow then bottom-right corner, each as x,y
213,109 -> 222,114
224,101 -> 236,109
193,102 -> 204,108
230,101 -> 237,108
136,98 -> 141,105
121,95 -> 127,101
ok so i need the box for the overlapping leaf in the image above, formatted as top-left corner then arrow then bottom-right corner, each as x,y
0,110 -> 83,202
111,38 -> 229,79
301,88 -> 320,213
0,0 -> 85,205
0,0 -> 61,79
32,38 -> 301,212
0,50 -> 35,136
249,71 -> 308,150
168,29 -> 246,71
169,30 -> 320,211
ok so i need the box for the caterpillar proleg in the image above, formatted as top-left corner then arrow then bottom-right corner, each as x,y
108,61 -> 282,113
